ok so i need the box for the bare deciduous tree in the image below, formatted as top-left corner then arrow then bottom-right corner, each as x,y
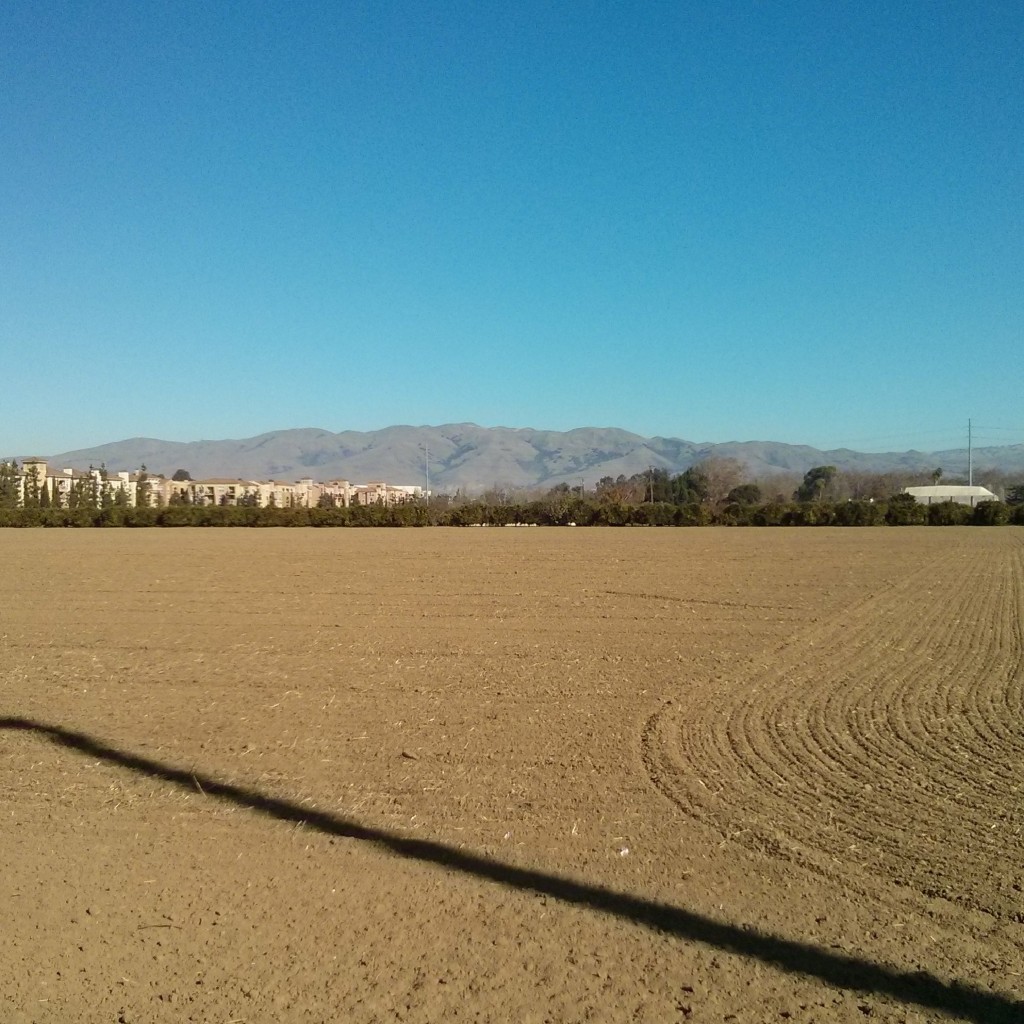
696,457 -> 746,506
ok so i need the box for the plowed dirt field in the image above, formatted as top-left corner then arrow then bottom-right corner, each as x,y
2,528 -> 1022,1023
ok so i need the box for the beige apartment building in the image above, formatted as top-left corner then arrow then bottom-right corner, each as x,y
5,460 -> 424,509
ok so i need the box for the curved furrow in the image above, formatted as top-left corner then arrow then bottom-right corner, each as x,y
960,540 -> 1024,751
730,572 -> 988,817
791,562 -> 1023,913
641,533 -> 1024,921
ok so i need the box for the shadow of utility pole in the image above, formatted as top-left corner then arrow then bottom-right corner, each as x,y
2,715 -> 1019,1023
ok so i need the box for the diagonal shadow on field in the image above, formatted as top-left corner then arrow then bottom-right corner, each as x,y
2,715 -> 1020,1024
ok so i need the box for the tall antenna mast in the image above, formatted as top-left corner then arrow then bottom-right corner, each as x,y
968,418 -> 973,487
423,443 -> 430,497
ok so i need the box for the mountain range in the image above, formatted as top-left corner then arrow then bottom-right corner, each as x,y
18,424 -> 1024,493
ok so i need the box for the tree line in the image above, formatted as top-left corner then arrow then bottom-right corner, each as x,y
0,492 -> 1019,529
1,457 -> 1022,527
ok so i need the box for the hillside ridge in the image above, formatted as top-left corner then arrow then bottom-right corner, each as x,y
12,424 -> 1023,492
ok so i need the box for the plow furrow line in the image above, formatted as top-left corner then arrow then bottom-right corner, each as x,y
641,534 -> 1024,922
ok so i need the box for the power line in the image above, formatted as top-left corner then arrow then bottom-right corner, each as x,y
817,430 -> 969,448
818,427 -> 1022,451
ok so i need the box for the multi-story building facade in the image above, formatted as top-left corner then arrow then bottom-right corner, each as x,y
1,459 -> 424,509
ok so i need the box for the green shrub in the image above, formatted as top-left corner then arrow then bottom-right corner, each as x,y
927,501 -> 972,526
833,500 -> 885,526
677,503 -> 712,526
885,494 -> 927,525
631,502 -> 677,526
123,506 -> 158,527
786,502 -> 837,526
157,505 -> 198,527
971,501 -> 1010,526
591,502 -> 630,526
715,502 -> 753,526
752,502 -> 790,526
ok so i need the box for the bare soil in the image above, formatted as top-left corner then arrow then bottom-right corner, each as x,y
2,528 -> 1022,1023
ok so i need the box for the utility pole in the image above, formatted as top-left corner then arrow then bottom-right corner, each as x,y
422,443 -> 430,498
968,419 -> 973,487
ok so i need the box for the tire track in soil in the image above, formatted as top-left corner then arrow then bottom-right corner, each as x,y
641,532 -> 1024,923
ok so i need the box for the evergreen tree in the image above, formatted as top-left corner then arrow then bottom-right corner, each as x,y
0,461 -> 21,508
795,466 -> 838,502
21,464 -> 42,507
136,465 -> 152,508
85,467 -> 100,507
727,483 -> 762,505
671,466 -> 710,505
100,465 -> 114,509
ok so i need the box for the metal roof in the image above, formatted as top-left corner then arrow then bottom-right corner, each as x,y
903,486 -> 997,497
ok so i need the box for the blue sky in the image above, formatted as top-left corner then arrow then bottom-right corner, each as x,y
2,1 -> 1021,457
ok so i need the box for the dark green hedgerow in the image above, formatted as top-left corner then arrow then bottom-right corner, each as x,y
1,497 -> 1022,528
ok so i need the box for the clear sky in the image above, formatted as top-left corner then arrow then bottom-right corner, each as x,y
2,0 -> 1021,457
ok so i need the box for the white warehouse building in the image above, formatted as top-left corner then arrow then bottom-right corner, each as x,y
902,485 -> 999,506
